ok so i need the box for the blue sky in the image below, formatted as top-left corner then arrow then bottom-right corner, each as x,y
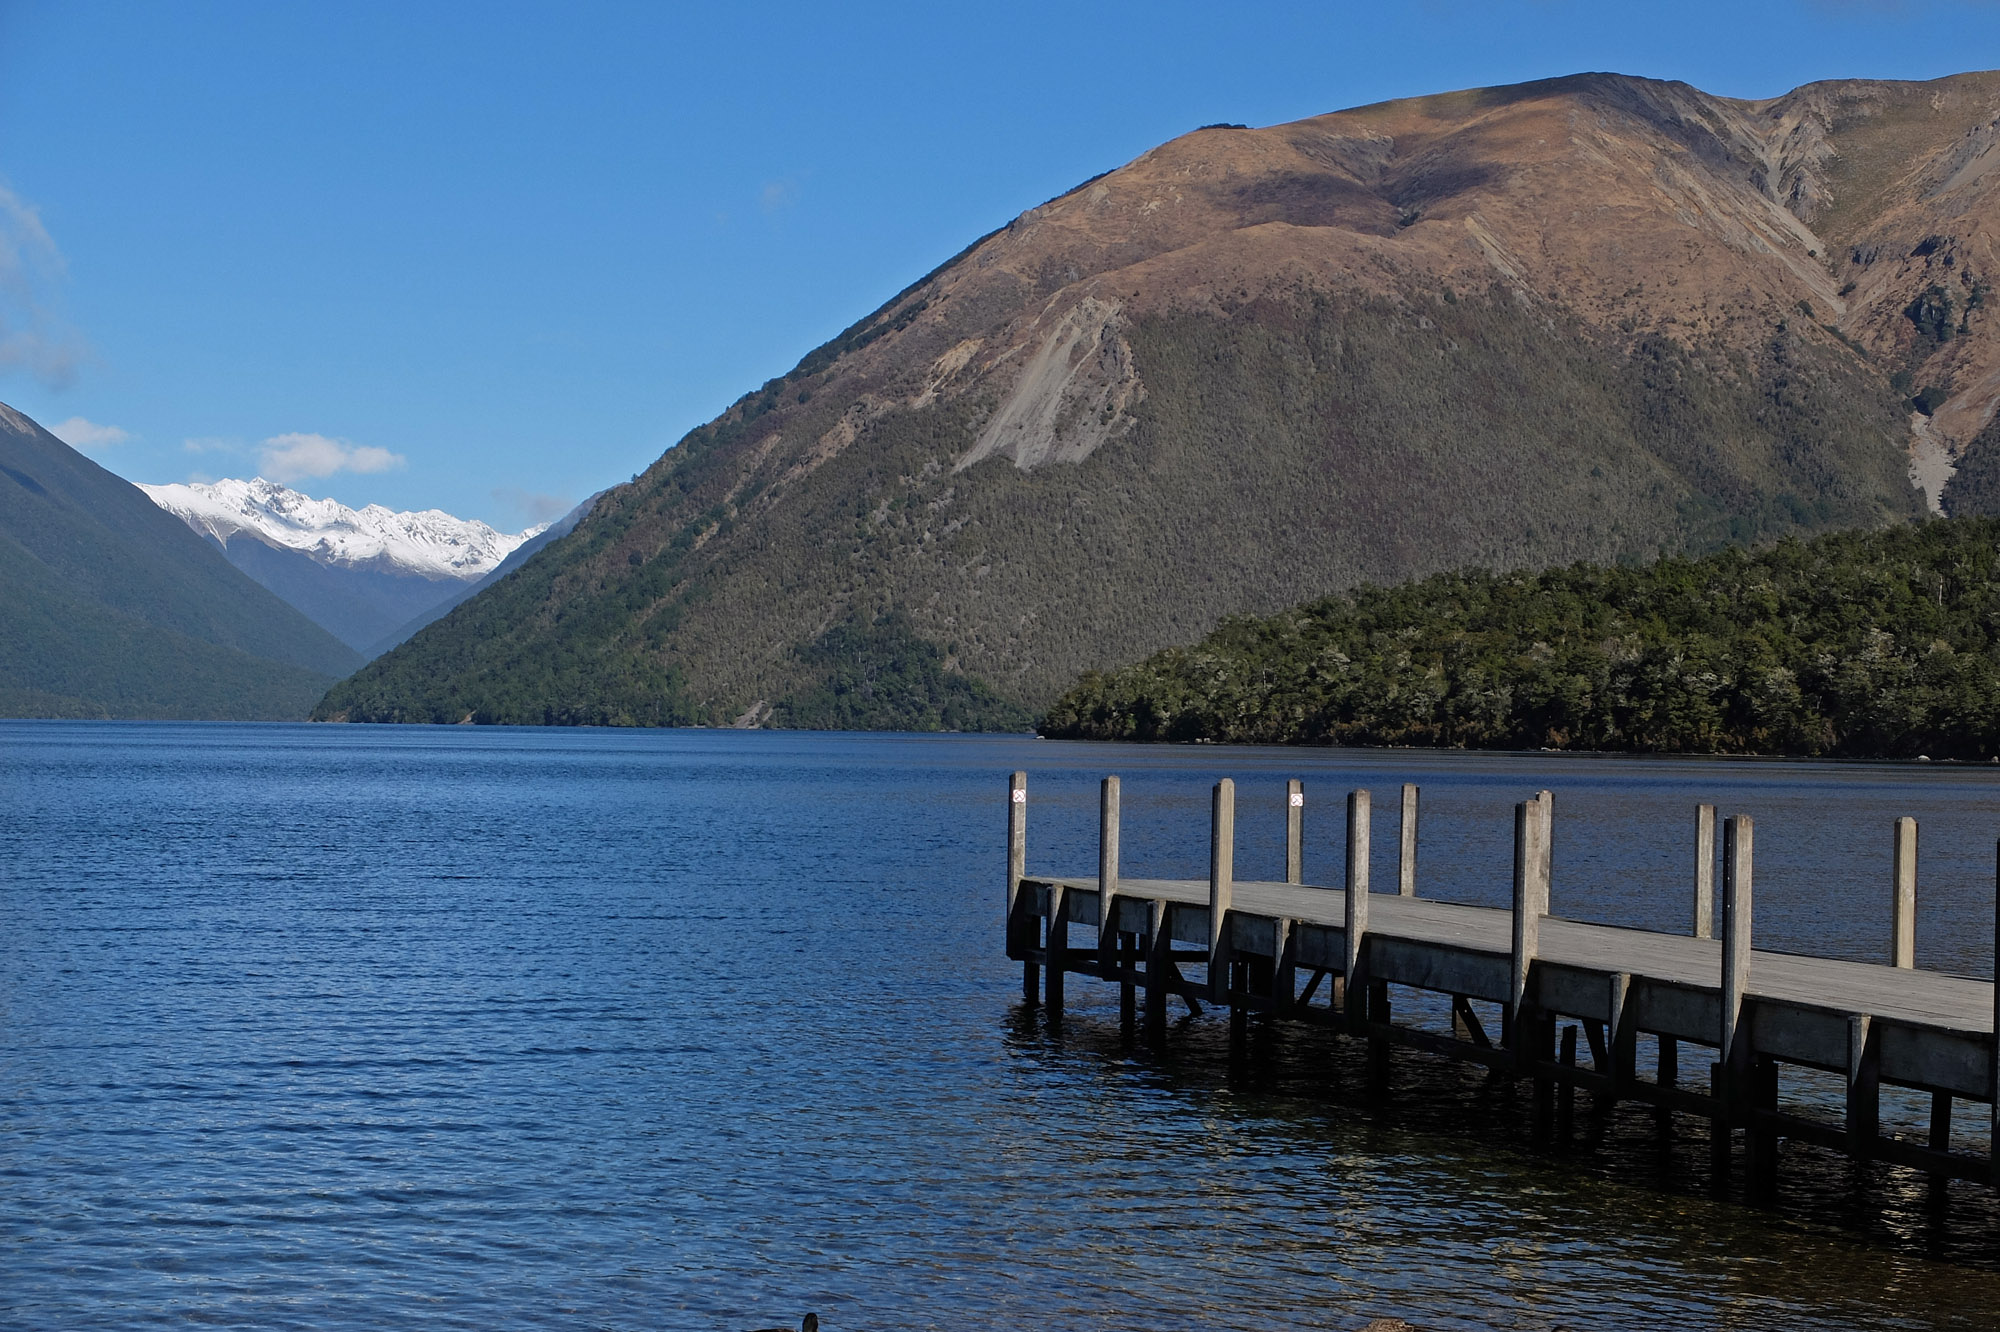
1,0 -> 1996,528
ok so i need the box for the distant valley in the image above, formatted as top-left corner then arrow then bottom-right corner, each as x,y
321,69 -> 2000,729
139,478 -> 587,657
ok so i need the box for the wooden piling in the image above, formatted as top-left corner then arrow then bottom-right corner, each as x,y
1846,1014 -> 1879,1158
1345,789 -> 1371,1034
1607,971 -> 1634,1097
1694,803 -> 1716,940
1510,799 -> 1548,1045
1536,789 -> 1554,910
1209,779 -> 1235,1004
1717,815 -> 1754,1179
1144,899 -> 1169,1042
1098,776 -> 1127,1011
1990,837 -> 2000,1186
1286,780 -> 1305,886
1008,771 -> 1035,1003
1045,879 -> 1067,1018
1893,816 -> 1918,969
1399,783 -> 1419,897
1557,1024 -> 1578,1146
1721,816 -> 1754,1065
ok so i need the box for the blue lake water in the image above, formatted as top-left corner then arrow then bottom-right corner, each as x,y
7,722 -> 2000,1330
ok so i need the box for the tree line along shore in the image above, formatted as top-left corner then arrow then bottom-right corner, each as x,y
1039,517 -> 2000,760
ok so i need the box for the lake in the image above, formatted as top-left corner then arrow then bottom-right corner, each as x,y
6,722 -> 2000,1330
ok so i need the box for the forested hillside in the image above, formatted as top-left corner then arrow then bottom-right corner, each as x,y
1042,518 -> 2000,758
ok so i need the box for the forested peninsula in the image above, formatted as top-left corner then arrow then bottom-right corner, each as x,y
1040,519 -> 2000,759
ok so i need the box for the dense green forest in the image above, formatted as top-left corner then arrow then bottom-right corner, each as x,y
1041,519 -> 2000,758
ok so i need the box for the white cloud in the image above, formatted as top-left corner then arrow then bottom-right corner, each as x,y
0,182 -> 84,389
258,432 -> 406,482
50,416 -> 131,449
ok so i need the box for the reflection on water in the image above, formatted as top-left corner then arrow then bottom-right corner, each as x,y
4,724 -> 2000,1330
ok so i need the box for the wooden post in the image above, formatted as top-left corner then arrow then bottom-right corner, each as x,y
1557,1024 -> 1578,1147
1513,798 -> 1553,1137
1510,799 -> 1547,1044
1399,783 -> 1419,897
1045,879 -> 1067,1016
1537,789 -> 1553,912
1344,789 -> 1371,1033
1144,899 -> 1169,1043
1098,776 -> 1122,977
1721,816 -> 1754,1066
1846,1014 -> 1879,1158
1989,838 -> 2000,1186
1694,803 -> 1716,939
1718,815 -> 1754,1180
1208,779 -> 1235,1004
1273,917 -> 1297,1016
1892,816 -> 1917,969
1008,771 -> 1036,1003
1286,780 -> 1304,885
1607,971 -> 1635,1096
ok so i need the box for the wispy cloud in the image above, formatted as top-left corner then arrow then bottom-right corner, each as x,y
258,432 -> 406,482
0,182 -> 85,389
50,416 -> 131,449
492,486 -> 573,525
760,178 -> 799,214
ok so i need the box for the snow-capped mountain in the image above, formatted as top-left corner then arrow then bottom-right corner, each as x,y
139,477 -> 541,580
138,478 -> 552,657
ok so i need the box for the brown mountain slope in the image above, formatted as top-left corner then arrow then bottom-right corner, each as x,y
319,70 -> 2000,728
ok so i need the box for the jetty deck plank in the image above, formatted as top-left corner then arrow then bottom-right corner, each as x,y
1030,874 -> 1994,1035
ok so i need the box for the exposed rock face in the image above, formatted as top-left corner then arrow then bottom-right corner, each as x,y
321,71 -> 2000,728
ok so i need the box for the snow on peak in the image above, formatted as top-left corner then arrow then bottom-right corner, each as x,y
138,477 -> 545,581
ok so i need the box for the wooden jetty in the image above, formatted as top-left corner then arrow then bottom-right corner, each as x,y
1004,772 -> 2000,1190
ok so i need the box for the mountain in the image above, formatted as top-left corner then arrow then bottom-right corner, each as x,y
139,478 -> 542,654
1040,517 -> 2000,760
357,489 -> 604,658
0,404 -> 361,719
319,70 -> 2000,729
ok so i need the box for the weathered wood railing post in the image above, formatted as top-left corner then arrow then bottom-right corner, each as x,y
1344,790 -> 1371,1035
1717,814 -> 1754,1184
1272,781 -> 1302,1015
1889,816 -> 1953,1147
1286,780 -> 1304,885
1007,771 -> 1035,1004
1892,816 -> 1917,968
1694,804 -> 1716,940
1537,789 -> 1554,910
1511,798 -> 1552,1137
1098,776 -> 1130,1024
1399,783 -> 1419,897
1208,779 -> 1235,1004
1662,803 -> 1717,1091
